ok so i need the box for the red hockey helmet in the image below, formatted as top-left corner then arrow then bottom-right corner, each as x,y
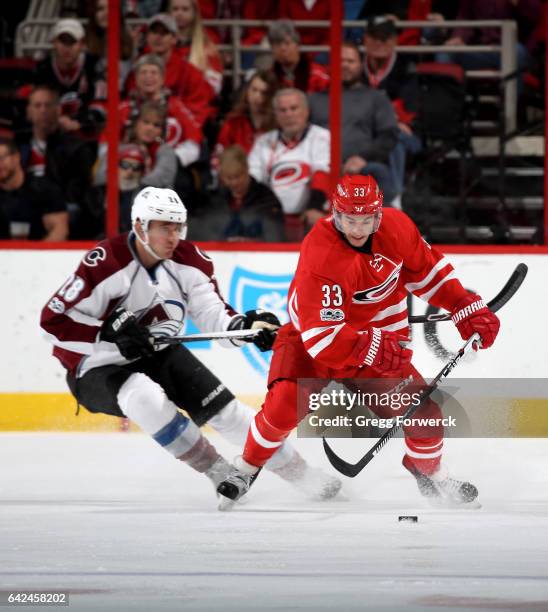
331,175 -> 383,233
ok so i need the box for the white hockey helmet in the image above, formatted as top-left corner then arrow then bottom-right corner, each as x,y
131,187 -> 188,260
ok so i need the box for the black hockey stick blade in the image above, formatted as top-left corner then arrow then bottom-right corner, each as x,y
408,263 -> 528,324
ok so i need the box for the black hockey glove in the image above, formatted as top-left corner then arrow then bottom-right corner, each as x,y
100,307 -> 155,360
241,309 -> 281,352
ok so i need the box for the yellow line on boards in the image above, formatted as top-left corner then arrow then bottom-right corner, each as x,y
0,394 -> 263,432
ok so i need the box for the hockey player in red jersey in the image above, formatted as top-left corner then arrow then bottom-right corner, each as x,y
40,187 -> 341,506
217,175 -> 501,506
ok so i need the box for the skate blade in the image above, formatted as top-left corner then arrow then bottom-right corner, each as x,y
217,494 -> 250,512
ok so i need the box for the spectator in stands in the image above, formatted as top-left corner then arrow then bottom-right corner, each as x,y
278,0 -> 331,47
197,1 -> 277,46
93,144 -> 146,232
363,18 -> 422,207
126,102 -> 178,188
17,85 -> 98,237
188,145 -> 285,241
213,70 -> 279,164
0,138 -> 68,240
168,0 -> 224,97
125,13 -> 215,127
85,0 -> 136,92
97,102 -> 177,192
33,19 -> 103,135
248,88 -> 330,240
267,20 -> 330,94
309,42 -> 400,205
120,54 -> 203,176
435,0 -> 541,78
358,0 -> 434,46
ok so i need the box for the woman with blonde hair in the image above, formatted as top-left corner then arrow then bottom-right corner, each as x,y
168,0 -> 223,97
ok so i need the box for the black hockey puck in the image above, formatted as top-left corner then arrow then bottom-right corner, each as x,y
398,515 -> 418,523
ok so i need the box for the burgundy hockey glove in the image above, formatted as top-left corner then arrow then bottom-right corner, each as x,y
451,293 -> 500,349
355,328 -> 413,374
100,307 -> 155,360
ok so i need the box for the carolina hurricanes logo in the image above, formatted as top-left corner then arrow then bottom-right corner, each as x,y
138,300 -> 185,337
166,117 -> 183,146
353,256 -> 402,304
271,161 -> 311,187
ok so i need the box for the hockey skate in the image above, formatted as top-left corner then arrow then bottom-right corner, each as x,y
403,456 -> 479,508
204,457 -> 250,510
216,456 -> 261,508
271,453 -> 343,501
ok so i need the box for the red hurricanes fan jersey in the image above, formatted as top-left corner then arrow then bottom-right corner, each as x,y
286,210 -> 469,371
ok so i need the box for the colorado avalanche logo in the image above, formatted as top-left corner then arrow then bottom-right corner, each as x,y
271,161 -> 311,187
353,257 -> 402,304
138,299 -> 185,337
83,247 -> 106,267
229,267 -> 293,377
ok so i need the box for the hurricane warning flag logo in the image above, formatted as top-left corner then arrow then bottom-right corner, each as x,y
229,267 -> 293,377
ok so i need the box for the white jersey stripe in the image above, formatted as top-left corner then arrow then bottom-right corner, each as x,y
250,419 -> 283,449
377,319 -> 409,333
307,323 -> 345,358
67,308 -> 103,327
420,271 -> 456,303
43,332 -> 95,355
405,447 -> 443,459
301,324 -> 339,342
370,297 -> 408,322
288,289 -> 300,331
404,258 -> 451,293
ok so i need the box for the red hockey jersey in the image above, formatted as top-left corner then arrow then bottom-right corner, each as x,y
285,210 -> 469,371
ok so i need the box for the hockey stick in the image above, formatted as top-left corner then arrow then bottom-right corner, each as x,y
322,262 -> 528,476
408,262 -> 528,323
152,329 -> 260,345
322,332 -> 480,478
153,264 -> 527,346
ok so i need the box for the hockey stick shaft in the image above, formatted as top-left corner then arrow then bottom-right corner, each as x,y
152,329 -> 260,345
408,262 -> 528,323
323,333 -> 480,478
154,264 -> 528,346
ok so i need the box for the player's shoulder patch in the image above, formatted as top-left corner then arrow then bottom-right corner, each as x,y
171,241 -> 214,277
79,235 -> 132,278
82,246 -> 107,268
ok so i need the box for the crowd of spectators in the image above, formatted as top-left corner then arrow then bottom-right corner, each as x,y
0,0 -> 545,241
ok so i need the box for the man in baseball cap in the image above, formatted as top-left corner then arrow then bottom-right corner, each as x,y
33,17 -> 101,135
49,18 -> 85,42
147,13 -> 178,36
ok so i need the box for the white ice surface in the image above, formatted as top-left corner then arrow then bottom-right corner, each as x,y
1,433 -> 547,612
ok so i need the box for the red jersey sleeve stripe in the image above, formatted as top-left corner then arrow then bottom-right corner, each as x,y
305,323 -> 345,358
404,258 -> 451,293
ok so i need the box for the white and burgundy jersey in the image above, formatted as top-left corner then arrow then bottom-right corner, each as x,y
286,209 -> 470,370
40,234 -> 239,377
248,124 -> 330,215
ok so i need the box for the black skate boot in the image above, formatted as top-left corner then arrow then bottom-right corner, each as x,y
403,455 -> 479,507
216,456 -> 262,508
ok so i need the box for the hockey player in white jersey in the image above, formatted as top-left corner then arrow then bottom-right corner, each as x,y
40,187 -> 341,505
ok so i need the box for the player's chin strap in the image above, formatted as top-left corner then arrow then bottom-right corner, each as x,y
133,224 -> 164,261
